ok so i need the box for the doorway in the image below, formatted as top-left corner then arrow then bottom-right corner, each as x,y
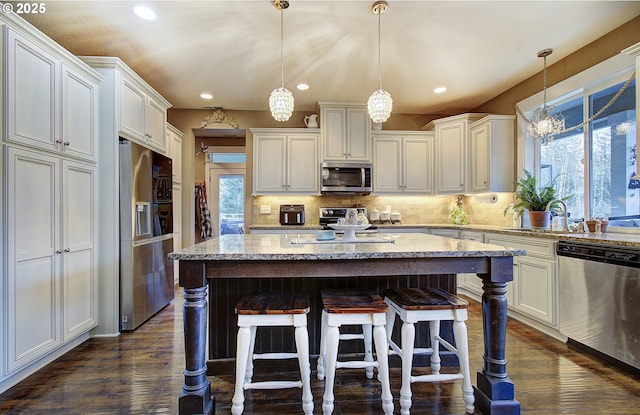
206,151 -> 246,236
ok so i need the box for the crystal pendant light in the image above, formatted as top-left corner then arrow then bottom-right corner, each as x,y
528,48 -> 565,145
368,1 -> 393,124
269,1 -> 294,122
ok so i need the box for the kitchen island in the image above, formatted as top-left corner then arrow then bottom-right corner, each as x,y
169,233 -> 525,415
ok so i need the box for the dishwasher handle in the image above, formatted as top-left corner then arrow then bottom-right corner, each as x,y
557,240 -> 640,268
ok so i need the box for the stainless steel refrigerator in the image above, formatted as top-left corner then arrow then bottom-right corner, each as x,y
119,139 -> 174,331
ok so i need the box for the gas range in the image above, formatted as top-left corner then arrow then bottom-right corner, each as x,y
318,207 -> 378,233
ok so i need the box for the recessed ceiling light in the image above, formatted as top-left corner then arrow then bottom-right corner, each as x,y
297,83 -> 309,91
134,5 -> 156,21
200,93 -> 213,100
433,86 -> 447,94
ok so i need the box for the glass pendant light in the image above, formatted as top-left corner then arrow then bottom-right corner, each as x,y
269,1 -> 294,122
368,0 -> 393,124
528,48 -> 565,144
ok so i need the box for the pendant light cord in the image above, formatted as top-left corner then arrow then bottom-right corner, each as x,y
542,54 -> 548,109
377,9 -> 383,90
279,9 -> 285,88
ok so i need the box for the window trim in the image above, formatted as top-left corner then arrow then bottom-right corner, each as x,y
515,52 -> 636,232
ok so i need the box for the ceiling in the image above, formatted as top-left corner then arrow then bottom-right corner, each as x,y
14,1 -> 640,115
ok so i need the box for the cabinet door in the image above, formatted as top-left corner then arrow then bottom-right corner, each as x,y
322,107 -> 347,160
6,29 -> 58,152
169,127 -> 182,184
6,147 -> 61,372
146,96 -> 167,152
513,257 -> 556,325
287,134 -> 319,192
470,121 -> 490,193
62,161 -> 97,341
436,121 -> 466,193
172,184 -> 182,284
254,134 -> 286,193
119,77 -> 146,141
345,107 -> 370,161
373,137 -> 401,193
403,138 -> 433,193
61,64 -> 97,162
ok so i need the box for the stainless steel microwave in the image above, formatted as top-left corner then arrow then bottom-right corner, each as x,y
320,162 -> 372,195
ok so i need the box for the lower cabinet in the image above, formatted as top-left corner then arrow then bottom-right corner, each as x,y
5,146 -> 97,373
484,233 -> 558,328
458,231 -> 485,296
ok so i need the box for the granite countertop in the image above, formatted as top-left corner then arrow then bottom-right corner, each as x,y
248,223 -> 640,247
168,233 -> 526,261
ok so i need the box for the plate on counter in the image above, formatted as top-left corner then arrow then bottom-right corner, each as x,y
327,224 -> 371,231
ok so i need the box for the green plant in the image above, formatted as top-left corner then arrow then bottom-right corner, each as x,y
505,169 -> 568,215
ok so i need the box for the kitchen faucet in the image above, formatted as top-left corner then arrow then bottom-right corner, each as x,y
545,199 -> 569,232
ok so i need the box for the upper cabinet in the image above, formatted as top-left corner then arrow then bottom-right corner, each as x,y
4,27 -> 100,163
469,115 -> 515,193
319,102 -> 371,162
252,128 -> 320,195
426,113 -> 487,194
372,131 -> 434,194
167,123 -> 183,184
80,56 -> 171,154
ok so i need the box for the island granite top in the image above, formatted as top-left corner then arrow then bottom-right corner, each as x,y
169,233 -> 525,261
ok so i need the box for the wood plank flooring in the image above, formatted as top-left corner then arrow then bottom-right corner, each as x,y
1,288 -> 639,414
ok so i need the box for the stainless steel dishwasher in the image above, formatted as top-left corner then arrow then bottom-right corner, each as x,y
557,240 -> 639,372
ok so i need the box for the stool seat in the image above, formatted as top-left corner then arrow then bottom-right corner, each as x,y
384,288 -> 474,415
318,290 -> 393,415
236,292 -> 310,315
232,292 -> 313,415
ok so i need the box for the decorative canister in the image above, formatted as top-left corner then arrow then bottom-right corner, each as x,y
369,208 -> 380,224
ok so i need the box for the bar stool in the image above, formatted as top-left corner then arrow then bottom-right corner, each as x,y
384,287 -> 474,415
232,292 -> 313,415
317,289 -> 393,415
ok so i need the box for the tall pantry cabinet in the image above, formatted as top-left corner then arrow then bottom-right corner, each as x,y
1,13 -> 101,393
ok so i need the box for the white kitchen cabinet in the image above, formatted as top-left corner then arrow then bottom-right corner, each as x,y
429,229 -> 460,239
5,28 -> 99,163
484,234 -> 558,327
319,102 -> 371,162
425,113 -> 486,194
458,231 -> 485,296
372,131 -> 434,194
469,115 -> 515,193
5,147 -> 97,372
168,123 -> 183,184
252,128 -> 319,194
81,56 -> 171,154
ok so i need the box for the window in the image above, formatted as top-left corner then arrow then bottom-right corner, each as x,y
520,55 -> 636,229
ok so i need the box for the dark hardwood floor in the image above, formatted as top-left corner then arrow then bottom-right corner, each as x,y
1,288 -> 639,414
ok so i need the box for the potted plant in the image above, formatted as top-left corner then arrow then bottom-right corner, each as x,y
507,170 -> 568,229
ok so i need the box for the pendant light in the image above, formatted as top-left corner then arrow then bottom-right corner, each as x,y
269,0 -> 294,122
528,48 -> 565,145
367,0 -> 393,124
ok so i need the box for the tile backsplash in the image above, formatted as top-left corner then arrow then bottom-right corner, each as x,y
253,193 -> 514,227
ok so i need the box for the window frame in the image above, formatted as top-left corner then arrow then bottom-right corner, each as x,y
516,52 -> 636,232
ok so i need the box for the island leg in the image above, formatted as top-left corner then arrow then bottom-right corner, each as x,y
474,258 -> 520,415
178,262 -> 213,415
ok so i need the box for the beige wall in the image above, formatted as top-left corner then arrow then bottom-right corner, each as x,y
169,16 -> 639,246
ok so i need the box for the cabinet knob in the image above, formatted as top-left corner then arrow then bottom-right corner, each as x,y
55,139 -> 63,144
64,248 -> 71,252
56,249 -> 63,254
63,141 -> 70,146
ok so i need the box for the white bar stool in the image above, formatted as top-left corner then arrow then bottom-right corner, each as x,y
317,289 -> 393,415
231,292 -> 313,415
384,287 -> 474,415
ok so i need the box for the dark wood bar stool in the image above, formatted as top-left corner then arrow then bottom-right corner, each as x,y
317,289 -> 393,415
384,287 -> 474,415
232,292 -> 313,415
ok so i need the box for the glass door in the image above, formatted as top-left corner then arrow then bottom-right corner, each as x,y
207,166 -> 245,236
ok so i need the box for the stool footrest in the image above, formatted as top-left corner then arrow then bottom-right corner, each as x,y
336,360 -> 379,370
253,352 -> 299,360
245,380 -> 302,390
339,333 -> 365,341
412,373 -> 464,383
